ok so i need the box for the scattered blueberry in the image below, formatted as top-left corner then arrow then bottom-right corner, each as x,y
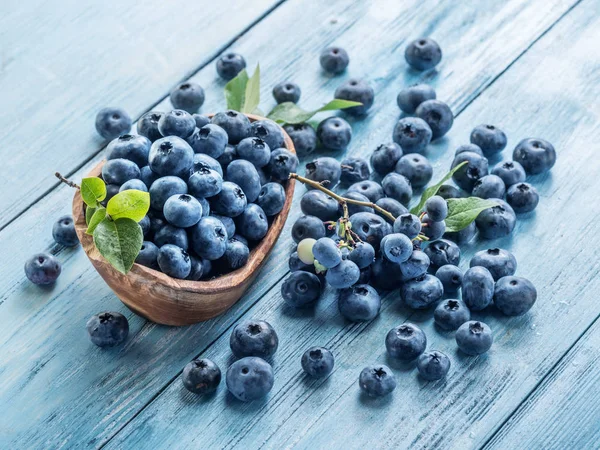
349,212 -> 392,250
392,117 -> 432,154
24,253 -> 62,285
470,124 -> 507,157
313,237 -> 342,268
393,213 -> 421,239
421,213 -> 446,240
95,107 -> 131,140
52,215 -> 78,247
375,198 -> 407,222
230,319 -> 278,358
506,182 -> 539,213
335,78 -> 374,116
462,266 -> 494,311
281,270 -> 322,307
284,123 -> 317,156
137,111 -> 164,142
386,323 -> 427,360
424,239 -> 460,269
382,173 -> 413,206
380,233 -> 413,263
434,299 -> 470,331
347,242 -> 376,269
370,143 -> 403,176
182,358 -> 221,394
405,38 -> 442,70
434,265 -> 463,294
455,143 -> 484,156
302,347 -> 334,378
472,174 -> 506,199
170,82 -> 205,113
338,284 -> 381,322
300,189 -> 339,221
417,351 -> 450,380
340,157 -> 370,185
513,138 -> 556,175
494,276 -> 537,316
216,53 -> 246,80
402,274 -> 444,309
399,250 -> 430,281
320,47 -> 349,74
250,119 -> 285,151
346,180 -> 385,203
475,199 -> 517,239
451,151 -> 489,192
395,153 -> 433,188
491,160 -> 527,187
291,215 -> 326,243
317,117 -> 352,151
273,81 -> 301,104
470,248 -> 517,281
397,84 -> 436,114
359,365 -> 397,397
456,321 -> 493,355
86,312 -> 129,347
415,100 -> 453,140
226,356 -> 274,401
425,195 -> 448,222
326,259 -> 360,289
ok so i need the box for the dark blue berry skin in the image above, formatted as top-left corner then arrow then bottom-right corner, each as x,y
236,137 -> 270,168
472,174 -> 506,199
95,107 -> 131,140
386,323 -> 426,360
136,241 -> 159,269
188,167 -> 223,199
381,233 -> 413,263
148,215 -> 166,238
340,157 -> 370,185
382,173 -> 413,206
235,204 -> 268,241
305,157 -> 341,188
119,179 -> 148,193
395,153 -> 433,188
338,284 -> 381,322
190,216 -> 229,260
230,320 -> 278,359
281,271 -> 322,307
347,242 -> 375,269
370,143 -> 403,176
291,215 -> 326,243
470,248 -> 516,281
256,182 -> 285,216
218,238 -> 249,272
158,109 -> 196,139
494,276 -> 537,316
393,213 -> 421,239
358,266 -> 372,284
52,215 -> 78,246
192,153 -> 223,177
370,256 -> 403,290
250,119 -> 285,151
417,351 -> 450,381
226,357 -> 274,401
434,299 -> 470,330
102,158 -> 141,185
397,84 -> 436,114
513,138 -> 556,175
451,151 -> 489,192
106,134 -> 151,167
230,234 -> 248,247
273,81 -> 301,104
402,274 -> 443,309
225,159 -> 261,203
405,38 -> 442,71
217,144 -> 237,169
24,253 -> 62,285
300,190 -> 339,221
313,237 -> 342,268
148,136 -> 194,177
216,53 -> 246,80
137,111 -> 164,142
341,192 -> 373,216
507,182 -> 539,213
424,239 -> 460,269
349,212 -> 392,250
269,148 -> 298,181
86,312 -> 129,347
149,176 -> 188,211
317,117 -> 352,151
170,82 -> 205,113
475,199 -> 516,239
335,79 -> 374,116
193,114 -> 210,129
462,266 -> 494,311
437,184 -> 464,200
425,197 -> 448,224
456,321 -> 493,355
326,259 -> 360,289
182,359 -> 221,394
155,224 -> 189,250
302,347 -> 334,378
415,100 -> 453,140
212,110 -> 251,145
399,250 -> 430,281
470,124 -> 507,157
198,197 -> 210,217
444,220 -> 476,245
284,123 -> 317,157
186,124 -> 228,158
347,180 -> 385,203
492,161 -> 526,187
210,214 -> 235,237
289,251 -> 316,274
455,143 -> 483,157
375,198 -> 407,223
140,166 -> 160,189
139,215 -> 150,237
421,213 -> 445,240
392,117 -> 432,154
163,194 -> 203,228
359,365 -> 396,397
435,265 -> 463,294
320,47 -> 349,74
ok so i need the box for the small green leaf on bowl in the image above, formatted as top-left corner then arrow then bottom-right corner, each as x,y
93,217 -> 143,274
106,190 -> 150,222
80,177 -> 107,207
86,207 -> 107,235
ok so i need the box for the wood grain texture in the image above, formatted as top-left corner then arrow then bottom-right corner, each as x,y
0,0 -> 284,230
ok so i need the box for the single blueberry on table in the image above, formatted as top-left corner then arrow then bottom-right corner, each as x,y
326,259 -> 361,289
421,213 -> 445,240
226,357 -> 274,401
219,238 -> 249,271
312,237 -> 342,269
462,266 -> 495,311
434,264 -> 463,294
163,194 -> 203,228
381,233 -> 413,263
273,81 -> 301,104
417,351 -> 451,381
475,199 -> 517,239
415,99 -> 453,140
437,184 -> 464,200
149,176 -> 188,211
402,274 -> 443,309
513,137 -> 556,175
24,253 -> 62,285
347,242 -> 376,269
334,78 -> 374,116
346,180 -> 385,203
392,117 -> 432,154
338,284 -> 381,322
157,109 -> 196,139
157,244 -> 191,279
395,153 -> 433,188
189,216 -> 229,260
399,250 -> 430,281
472,174 -> 506,199
375,198 -> 407,222
137,111 -> 164,142
494,276 -> 537,316
386,323 -> 427,361
230,319 -> 279,359
349,212 -> 392,250
188,167 -> 223,199
236,137 -> 270,168
491,160 -> 527,187
102,158 -> 141,185
250,119 -> 285,152
300,190 -> 339,221
425,195 -> 448,222
269,148 -> 298,181
192,152 -> 224,177
119,179 -> 148,193
302,347 -> 334,378
405,38 -> 442,71
370,142 -> 403,176
182,358 -> 221,394
304,156 -> 341,188
359,365 -> 397,397
397,83 -> 436,114
106,134 -> 151,167
86,312 -> 129,347
170,82 -> 205,113
216,52 -> 246,80
211,110 -> 251,145
451,151 -> 489,192
382,172 -> 413,206
455,143 -> 484,157
186,124 -> 228,158
340,157 -> 370,185
225,159 -> 261,203
52,215 -> 78,247
154,223 -> 189,250
317,117 -> 352,151
456,321 -> 493,355
256,182 -> 286,216
434,298 -> 470,331
283,123 -> 317,157
135,241 -> 159,270
506,182 -> 539,213
235,203 -> 269,241
470,124 -> 507,157
424,238 -> 460,269
281,270 -> 322,307
320,46 -> 349,74
291,215 -> 326,243
470,248 -> 517,281
192,114 -> 210,129
95,107 -> 131,140
393,213 -> 421,239
148,136 -> 194,177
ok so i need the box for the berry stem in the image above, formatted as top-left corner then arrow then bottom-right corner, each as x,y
55,172 -> 80,190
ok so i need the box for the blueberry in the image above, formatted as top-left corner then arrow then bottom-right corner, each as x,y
386,323 -> 426,360
210,214 -> 236,238
269,148 -> 299,181
148,136 -> 194,177
349,212 -> 392,250
370,143 -> 403,176
95,107 -> 131,140
462,266 -> 494,311
402,274 -> 443,309
273,81 -> 301,104
451,151 -> 489,192
424,239 -> 460,269
312,237 -> 342,268
375,198 -> 408,222
302,347 -> 334,378
326,259 -> 360,289
425,196 -> 448,222
283,123 -> 317,156
347,242 -> 375,269
434,298 -> 470,330
154,223 -> 189,249
494,276 -> 537,316
230,233 -> 248,247
217,144 -> 237,169
475,199 -> 516,239
470,124 -> 507,157
189,216 -> 229,260
320,46 -> 349,74
417,351 -> 450,381
382,173 -> 413,206
225,159 -> 261,203
192,114 -> 210,129
232,137 -> 269,168
395,153 -> 433,188
421,213 -> 445,240
415,100 -> 453,140
399,250 -> 430,281
370,256 -> 403,290
212,110 -> 251,145
444,220 -> 476,244
507,182 -> 539,213
119,179 -> 148,193
182,358 -> 221,394
456,321 -> 493,355
513,138 -> 556,175
491,161 -> 526,187
455,143 -> 484,156
256,182 -> 286,216
230,319 -> 278,359
148,214 -> 166,237
187,167 -> 223,199
338,284 -> 381,322
340,157 -> 370,185
216,53 -> 246,80
192,152 -> 224,177
24,253 -> 62,285
334,78 -> 374,116
434,264 -> 463,293
250,119 -> 285,151
157,244 -> 191,278
200,258 -> 213,279
437,184 -> 464,200
137,111 -> 164,142
52,215 -> 78,247
397,84 -> 436,114
157,109 -> 196,139
235,204 -> 268,241
300,190 -> 339,221
186,124 -> 228,158
470,248 -> 516,281
405,38 -> 442,70
163,194 -> 203,228
304,158 -> 342,189
170,82 -> 205,113
289,251 -> 316,273
136,241 -> 159,269
140,166 -> 160,189
393,213 -> 421,239
86,312 -> 129,347
346,180 -> 384,203
317,117 -> 352,151
392,117 -> 432,154
106,134 -> 151,167
381,233 -> 413,263
226,356 -> 274,401
281,271 -> 322,307
359,365 -> 396,397
137,214 -> 149,237
291,215 -> 326,243
149,176 -> 188,211
472,174 -> 506,199
358,266 -> 372,284
102,158 -> 141,185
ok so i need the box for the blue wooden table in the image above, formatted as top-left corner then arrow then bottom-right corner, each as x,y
1,0 -> 599,448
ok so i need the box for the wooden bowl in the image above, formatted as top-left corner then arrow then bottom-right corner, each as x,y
72,114 -> 295,326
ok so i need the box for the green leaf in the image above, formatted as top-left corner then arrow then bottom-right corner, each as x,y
410,161 -> 468,215
267,99 -> 363,125
85,206 -> 96,226
93,218 -> 143,274
80,177 -> 106,207
86,207 -> 107,235
224,69 -> 249,111
106,190 -> 150,222
241,64 -> 260,114
445,197 -> 499,232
